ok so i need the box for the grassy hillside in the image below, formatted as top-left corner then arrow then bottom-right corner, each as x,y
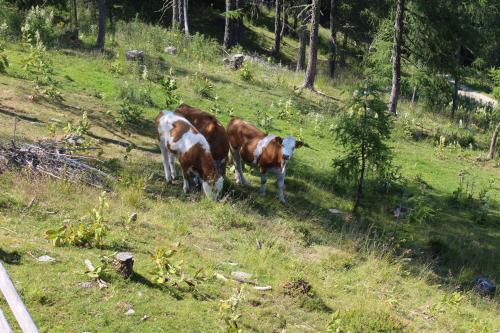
0,9 -> 499,333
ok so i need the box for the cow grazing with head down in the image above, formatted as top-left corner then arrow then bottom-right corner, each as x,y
156,110 -> 224,201
227,117 -> 304,203
175,103 -> 229,176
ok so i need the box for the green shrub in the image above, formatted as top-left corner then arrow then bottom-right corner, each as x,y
46,192 -> 109,248
149,245 -> 207,289
239,62 -> 253,82
191,72 -> 215,99
161,71 -> 179,108
489,67 -> 500,100
23,32 -> 61,101
21,6 -> 55,45
117,81 -> 154,107
115,100 -> 144,126
189,32 -> 221,63
0,0 -> 22,38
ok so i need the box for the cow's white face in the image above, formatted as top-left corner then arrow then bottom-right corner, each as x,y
281,136 -> 297,173
202,176 -> 224,201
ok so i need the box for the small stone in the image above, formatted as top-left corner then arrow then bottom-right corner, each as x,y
215,273 -> 228,281
125,309 -> 135,316
129,212 -> 138,223
328,208 -> 344,215
222,261 -> 238,266
37,255 -> 55,262
164,46 -> 177,55
254,285 -> 272,291
77,281 -> 94,289
231,271 -> 252,282
140,315 -> 150,321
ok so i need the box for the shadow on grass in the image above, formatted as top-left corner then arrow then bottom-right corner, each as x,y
0,248 -> 22,265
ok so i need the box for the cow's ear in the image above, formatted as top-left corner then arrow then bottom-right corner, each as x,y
275,136 -> 283,145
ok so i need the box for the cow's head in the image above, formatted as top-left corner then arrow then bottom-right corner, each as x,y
278,136 -> 305,173
202,176 -> 224,201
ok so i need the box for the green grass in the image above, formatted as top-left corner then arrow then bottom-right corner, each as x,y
0,15 -> 499,333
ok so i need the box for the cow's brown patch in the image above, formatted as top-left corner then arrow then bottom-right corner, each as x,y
259,138 -> 282,173
176,104 -> 230,174
170,120 -> 197,143
227,118 -> 284,174
178,143 -> 219,183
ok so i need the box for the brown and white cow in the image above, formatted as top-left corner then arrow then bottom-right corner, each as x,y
227,117 -> 304,203
175,103 -> 229,176
156,110 -> 224,201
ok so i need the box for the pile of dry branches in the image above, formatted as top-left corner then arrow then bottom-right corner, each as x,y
0,140 -> 112,189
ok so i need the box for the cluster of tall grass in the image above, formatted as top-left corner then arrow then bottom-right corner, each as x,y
113,20 -> 221,64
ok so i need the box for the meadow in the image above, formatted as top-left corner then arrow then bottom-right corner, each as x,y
0,6 -> 499,332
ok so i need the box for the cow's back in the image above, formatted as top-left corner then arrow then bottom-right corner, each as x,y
176,104 -> 229,162
227,117 -> 266,149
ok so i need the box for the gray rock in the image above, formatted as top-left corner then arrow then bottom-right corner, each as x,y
164,46 -> 177,55
473,277 -> 496,297
37,255 -> 55,262
77,281 -> 94,289
126,50 -> 145,61
231,271 -> 252,282
125,308 -> 135,316
129,212 -> 138,223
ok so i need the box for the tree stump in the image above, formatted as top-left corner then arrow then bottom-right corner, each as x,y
126,50 -> 144,62
223,54 -> 245,70
113,252 -> 134,278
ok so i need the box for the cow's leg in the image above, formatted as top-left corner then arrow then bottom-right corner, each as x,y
168,154 -> 177,180
260,172 -> 267,196
277,172 -> 285,203
230,146 -> 248,185
159,139 -> 172,183
180,167 -> 190,193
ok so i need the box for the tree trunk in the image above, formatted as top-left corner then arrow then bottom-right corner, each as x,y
451,75 -> 459,119
388,0 -> 405,115
301,0 -> 320,89
486,121 -> 500,160
236,0 -> 242,45
96,0 -> 106,50
353,88 -> 369,214
273,0 -> 282,57
328,0 -> 338,79
281,2 -> 289,38
178,0 -> 184,30
113,252 -> 134,278
183,0 -> 189,36
296,24 -> 307,71
71,0 -> 79,36
224,0 -> 237,50
340,30 -> 348,65
172,0 -> 179,28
